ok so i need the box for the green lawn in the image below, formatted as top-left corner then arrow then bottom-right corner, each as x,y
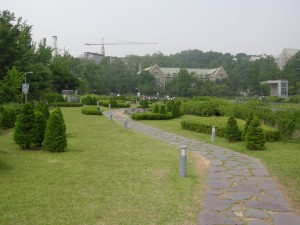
0,107 -> 207,225
140,115 -> 300,214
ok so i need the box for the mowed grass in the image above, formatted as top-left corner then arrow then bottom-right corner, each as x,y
0,107 -> 208,225
140,115 -> 300,214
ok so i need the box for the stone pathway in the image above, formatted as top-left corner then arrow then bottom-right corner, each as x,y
103,110 -> 300,225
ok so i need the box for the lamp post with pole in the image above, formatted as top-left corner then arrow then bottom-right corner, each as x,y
22,71 -> 33,103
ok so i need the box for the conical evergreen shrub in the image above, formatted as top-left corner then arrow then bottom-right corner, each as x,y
245,116 -> 266,150
153,104 -> 159,113
33,111 -> 47,147
224,117 -> 242,142
43,108 -> 67,152
35,101 -> 50,120
13,103 -> 35,149
171,102 -> 181,118
243,112 -> 253,140
159,105 -> 167,114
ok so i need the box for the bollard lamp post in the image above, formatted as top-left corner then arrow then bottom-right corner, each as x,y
211,126 -> 216,142
180,145 -> 187,178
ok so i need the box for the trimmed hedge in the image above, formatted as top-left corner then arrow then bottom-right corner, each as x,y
131,112 -> 173,120
98,100 -> 130,108
81,107 -> 102,115
181,116 -> 280,142
49,102 -> 83,107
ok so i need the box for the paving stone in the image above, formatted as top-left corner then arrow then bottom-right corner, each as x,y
226,170 -> 252,176
210,159 -> 223,166
207,179 -> 232,189
256,181 -> 278,190
252,169 -> 270,177
224,192 -> 252,201
244,208 -> 269,219
205,189 -> 223,196
272,213 -> 300,225
203,195 -> 236,211
209,166 -> 224,172
199,209 -> 244,225
229,184 -> 261,193
257,195 -> 290,207
247,219 -> 271,225
264,189 -> 284,197
209,172 -> 233,179
244,200 -> 292,212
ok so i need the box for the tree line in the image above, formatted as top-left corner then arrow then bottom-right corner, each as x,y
1,10 -> 300,103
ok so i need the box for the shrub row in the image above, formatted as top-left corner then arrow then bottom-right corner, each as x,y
181,98 -> 224,116
81,107 -> 102,115
49,102 -> 83,107
181,117 -> 280,142
99,100 -> 130,108
131,112 -> 173,120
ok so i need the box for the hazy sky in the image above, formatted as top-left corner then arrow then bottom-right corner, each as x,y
2,0 -> 300,57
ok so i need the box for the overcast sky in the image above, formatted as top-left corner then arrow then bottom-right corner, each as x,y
2,0 -> 300,57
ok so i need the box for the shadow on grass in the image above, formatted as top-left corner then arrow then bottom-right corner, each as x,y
0,159 -> 12,172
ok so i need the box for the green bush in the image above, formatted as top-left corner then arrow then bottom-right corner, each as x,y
132,112 -> 173,120
81,107 -> 102,115
181,116 -> 280,142
98,100 -> 130,108
243,113 -> 254,140
153,104 -> 159,113
159,105 -> 167,114
182,99 -> 223,116
224,117 -> 242,142
35,101 -> 50,120
49,102 -> 83,107
13,103 -> 35,149
139,100 -> 149,109
43,108 -> 67,152
33,111 -> 47,146
275,110 -> 297,138
42,93 -> 65,103
81,95 -> 97,105
0,108 -> 16,129
245,117 -> 266,150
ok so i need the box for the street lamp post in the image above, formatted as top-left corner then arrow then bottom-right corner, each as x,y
23,71 -> 33,103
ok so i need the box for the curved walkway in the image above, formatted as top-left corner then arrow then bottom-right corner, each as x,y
103,110 -> 300,225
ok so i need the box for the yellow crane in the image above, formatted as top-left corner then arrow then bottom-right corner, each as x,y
85,37 -> 158,56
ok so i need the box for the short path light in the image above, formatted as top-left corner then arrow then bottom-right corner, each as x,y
211,126 -> 216,142
109,112 -> 112,120
180,145 -> 187,178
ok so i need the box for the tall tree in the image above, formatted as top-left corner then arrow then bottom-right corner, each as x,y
49,53 -> 79,93
0,10 -> 34,79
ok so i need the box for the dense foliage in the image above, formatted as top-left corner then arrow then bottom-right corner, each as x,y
1,10 -> 300,101
43,108 -> 67,152
131,112 -> 173,120
245,116 -> 266,150
224,117 -> 242,142
81,107 -> 102,115
181,117 -> 280,142
13,103 -> 35,149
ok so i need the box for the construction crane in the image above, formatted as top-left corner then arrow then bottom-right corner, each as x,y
85,37 -> 158,56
